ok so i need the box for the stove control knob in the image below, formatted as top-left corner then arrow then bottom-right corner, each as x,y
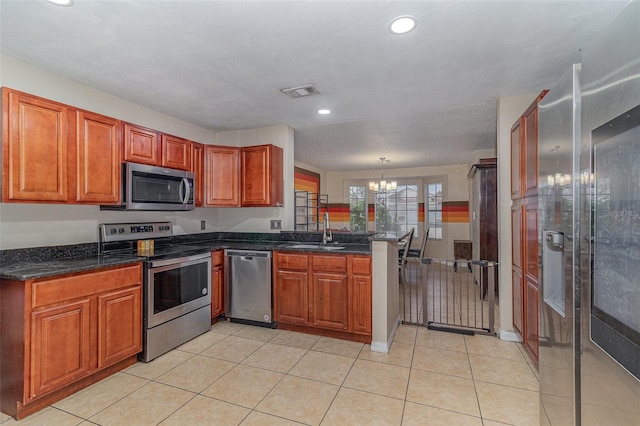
118,228 -> 125,233
110,228 -> 117,234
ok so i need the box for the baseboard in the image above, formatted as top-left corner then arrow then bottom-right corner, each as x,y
499,329 -> 523,342
370,315 -> 402,353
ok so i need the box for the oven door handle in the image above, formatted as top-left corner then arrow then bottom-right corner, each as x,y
179,178 -> 191,205
149,251 -> 211,268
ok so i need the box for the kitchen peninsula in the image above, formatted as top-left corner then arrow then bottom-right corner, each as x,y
0,230 -> 403,420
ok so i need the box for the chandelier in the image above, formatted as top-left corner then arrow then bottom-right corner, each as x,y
369,157 -> 397,192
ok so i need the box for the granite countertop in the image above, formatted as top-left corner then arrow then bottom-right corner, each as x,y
0,255 -> 142,281
0,235 -> 372,281
194,240 -> 372,255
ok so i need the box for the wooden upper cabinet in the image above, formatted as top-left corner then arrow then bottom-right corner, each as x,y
241,144 -> 283,207
2,88 -> 70,202
511,90 -> 548,200
123,122 -> 160,166
191,142 -> 204,207
204,145 -> 240,206
75,110 -> 121,204
523,102 -> 540,197
161,134 -> 191,171
510,118 -> 523,199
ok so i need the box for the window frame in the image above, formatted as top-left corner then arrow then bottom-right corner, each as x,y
424,177 -> 445,241
348,184 -> 368,232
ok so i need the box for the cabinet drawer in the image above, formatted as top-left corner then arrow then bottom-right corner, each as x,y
276,252 -> 308,270
312,255 -> 347,273
32,264 -> 142,309
211,250 -> 224,267
351,256 -> 371,275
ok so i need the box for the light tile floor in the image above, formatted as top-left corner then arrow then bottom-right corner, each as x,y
1,321 -> 539,426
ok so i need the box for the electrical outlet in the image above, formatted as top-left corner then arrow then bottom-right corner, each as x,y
200,220 -> 206,230
270,220 -> 282,230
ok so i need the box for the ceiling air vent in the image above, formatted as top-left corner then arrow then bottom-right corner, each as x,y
280,84 -> 320,98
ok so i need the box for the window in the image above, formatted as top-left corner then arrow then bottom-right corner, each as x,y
375,184 -> 418,235
349,185 -> 367,232
426,182 -> 443,240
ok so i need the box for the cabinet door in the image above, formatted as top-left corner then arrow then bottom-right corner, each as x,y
274,270 -> 308,325
510,118 -> 522,199
97,286 -> 142,369
350,256 -> 372,335
204,145 -> 240,206
75,110 -> 121,204
123,122 -> 160,166
30,298 -> 91,399
524,200 -> 539,283
351,274 -> 372,335
512,267 -> 524,337
3,88 -> 69,202
161,134 -> 191,171
525,279 -> 539,360
511,203 -> 523,269
211,250 -> 225,319
241,144 -> 283,207
310,272 -> 350,331
191,142 -> 204,207
523,105 -> 539,197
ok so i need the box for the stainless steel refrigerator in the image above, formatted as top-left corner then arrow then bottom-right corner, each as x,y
539,1 -> 640,424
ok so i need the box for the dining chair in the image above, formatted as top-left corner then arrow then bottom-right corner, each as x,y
407,227 -> 430,260
398,228 -> 415,286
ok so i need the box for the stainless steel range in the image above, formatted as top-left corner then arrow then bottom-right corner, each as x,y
99,222 -> 211,362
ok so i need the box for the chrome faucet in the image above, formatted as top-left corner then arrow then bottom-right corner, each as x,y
323,211 -> 333,244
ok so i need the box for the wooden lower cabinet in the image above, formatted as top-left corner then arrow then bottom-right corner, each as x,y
211,250 -> 224,320
273,251 -> 371,342
512,267 -> 524,337
97,287 -> 142,369
275,270 -> 309,325
525,279 -> 539,359
310,272 -> 349,331
0,263 -> 142,420
30,298 -> 92,398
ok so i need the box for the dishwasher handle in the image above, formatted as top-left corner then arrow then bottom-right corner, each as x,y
224,249 -> 272,258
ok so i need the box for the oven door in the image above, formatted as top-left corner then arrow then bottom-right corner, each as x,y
146,252 -> 211,329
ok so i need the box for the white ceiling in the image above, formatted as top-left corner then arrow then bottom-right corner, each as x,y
0,0 -> 627,171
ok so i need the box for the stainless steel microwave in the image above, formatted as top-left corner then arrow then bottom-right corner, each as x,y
101,162 -> 195,211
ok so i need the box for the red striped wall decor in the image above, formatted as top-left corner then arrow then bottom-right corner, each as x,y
294,167 -> 320,193
442,201 -> 469,223
326,203 -> 350,222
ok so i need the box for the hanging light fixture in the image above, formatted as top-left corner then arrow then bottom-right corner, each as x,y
369,157 -> 397,192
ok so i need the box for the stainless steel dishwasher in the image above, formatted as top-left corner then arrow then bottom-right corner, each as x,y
224,249 -> 274,327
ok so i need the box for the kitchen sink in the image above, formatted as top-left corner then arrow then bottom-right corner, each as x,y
282,244 -> 346,250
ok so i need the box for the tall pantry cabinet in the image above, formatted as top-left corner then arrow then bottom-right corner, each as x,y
511,90 -> 547,363
468,158 -> 499,297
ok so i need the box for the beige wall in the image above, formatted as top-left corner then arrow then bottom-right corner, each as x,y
324,164 -> 471,259
0,55 -> 294,249
496,92 -> 539,339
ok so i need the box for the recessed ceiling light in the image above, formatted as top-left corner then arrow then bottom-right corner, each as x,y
45,0 -> 74,6
389,16 -> 416,35
318,109 -> 331,115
